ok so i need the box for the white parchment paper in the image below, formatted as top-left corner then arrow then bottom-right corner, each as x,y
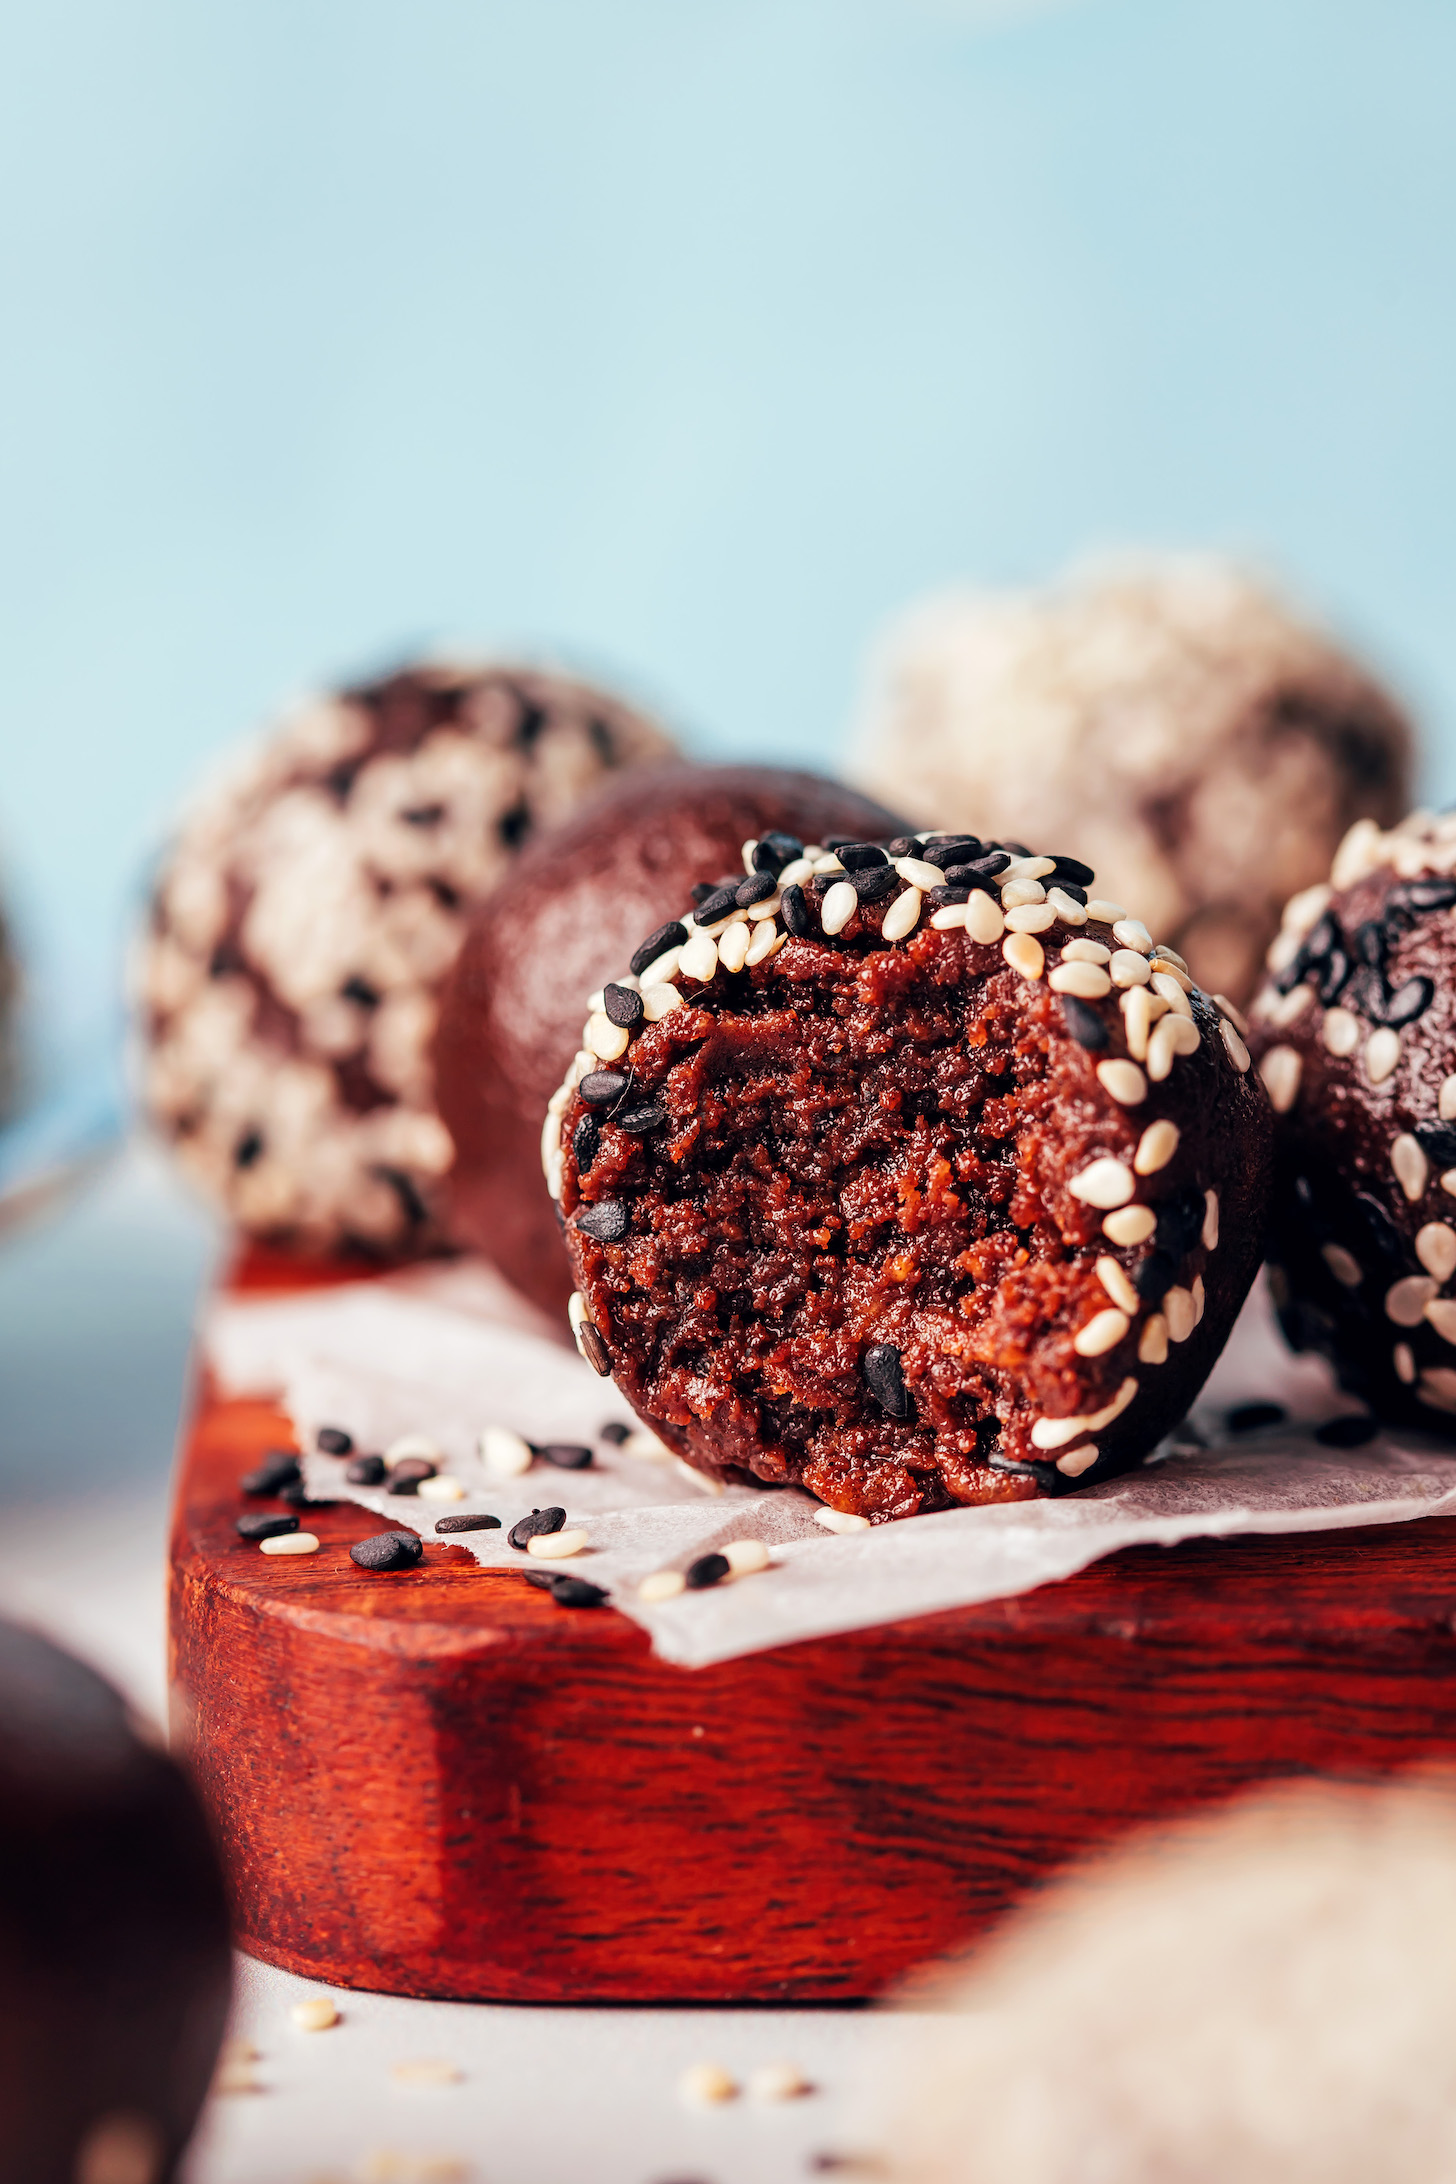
202,1260 -> 1456,1668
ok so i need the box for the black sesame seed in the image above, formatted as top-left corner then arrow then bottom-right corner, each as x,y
1226,1401 -> 1288,1434
780,884 -> 811,937
849,864 -> 898,901
885,836 -> 918,858
615,1101 -> 667,1136
233,1128 -> 264,1170
241,1451 -> 302,1496
386,1458 -> 437,1495
539,1442 -> 594,1470
1134,1252 -> 1179,1304
920,838 -> 984,871
317,1426 -> 354,1455
579,1069 -> 631,1107
863,1341 -> 910,1419
1155,1188 -> 1205,1258
629,921 -> 688,978
1354,919 -> 1388,968
546,1575 -> 609,1608
340,974 -> 381,1008
689,882 -> 716,908
577,1200 -> 629,1243
579,1322 -> 611,1376
278,1478 -> 324,1508
400,802 -> 446,827
694,885 -> 740,926
735,873 -> 778,906
1314,1413 -> 1379,1448
1060,996 -> 1109,1051
209,941 -> 245,979
349,1531 -> 423,1572
1049,855 -> 1095,886
573,1112 -> 600,1169
508,1506 -> 567,1550
1314,947 -> 1351,1005
434,1512 -> 503,1533
836,843 -> 889,870
1380,976 -> 1434,1028
235,1511 -> 300,1542
1353,1191 -> 1408,1267
603,983 -> 644,1029
686,1552 -> 731,1590
927,885 -> 970,907
1053,881 -> 1088,907
942,865 -> 1003,896
600,1421 -> 630,1443
987,1454 -> 1058,1481
753,831 -> 802,875
1394,877 -> 1456,912
1416,1124 -> 1456,1169
345,1454 -> 387,1486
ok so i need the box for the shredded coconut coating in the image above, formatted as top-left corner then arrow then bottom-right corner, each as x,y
852,558 -> 1412,1008
137,661 -> 672,1252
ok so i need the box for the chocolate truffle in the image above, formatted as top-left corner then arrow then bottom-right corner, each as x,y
0,1620 -> 232,2184
547,829 -> 1271,1517
434,764 -> 908,1317
139,661 -> 672,1253
1252,810 -> 1456,1430
852,558 -> 1413,1006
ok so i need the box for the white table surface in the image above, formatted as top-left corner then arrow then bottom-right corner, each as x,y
0,1145 -> 915,2184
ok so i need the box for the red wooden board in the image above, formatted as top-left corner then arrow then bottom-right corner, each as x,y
169,1254 -> 1456,2003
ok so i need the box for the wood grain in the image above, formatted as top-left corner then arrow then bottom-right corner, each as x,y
170,1254 -> 1456,2002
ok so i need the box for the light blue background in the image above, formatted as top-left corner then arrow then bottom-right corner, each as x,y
3,0 -> 1455,1093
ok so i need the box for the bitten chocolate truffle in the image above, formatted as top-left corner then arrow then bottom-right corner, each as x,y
1252,811 -> 1456,1429
139,661 -> 672,1253
852,558 -> 1413,1006
548,829 -> 1271,1517
434,764 -> 907,1316
0,1620 -> 232,2184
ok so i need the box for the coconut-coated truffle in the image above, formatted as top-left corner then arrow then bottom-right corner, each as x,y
138,660 -> 672,1254
434,763 -> 907,1316
1252,810 -> 1456,1430
549,826 -> 1271,1517
852,558 -> 1413,1006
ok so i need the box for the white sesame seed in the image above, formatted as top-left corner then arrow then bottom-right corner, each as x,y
1147,1013 -> 1200,1082
1086,899 -> 1127,923
678,1461 -> 725,1495
1150,972 -> 1194,1018
1121,986 -> 1168,1061
747,891 -> 783,921
1074,1308 -> 1130,1357
639,1569 -> 687,1602
1055,1444 -> 1099,1477
1068,1157 -> 1135,1209
1395,1342 -> 1417,1383
722,1537 -> 771,1576
930,903 -> 969,931
881,888 -> 922,942
1050,961 -> 1112,999
1192,1274 -> 1205,1325
390,2058 -> 461,2088
1212,993 -> 1250,1039
642,981 -> 684,1019
622,1427 -> 676,1462
745,922 -> 785,967
1096,1059 -> 1147,1106
1386,1275 -> 1439,1326
386,1434 -> 440,1465
1442,1076 -> 1456,1122
679,2063 -> 738,2106
584,1011 -> 630,1062
894,856 -> 943,890
1202,1189 -> 1219,1250
742,839 -> 759,876
1062,938 -> 1111,964
1321,1243 -> 1362,1287
747,2060 -> 811,2102
1417,1224 -> 1456,1281
1003,932 -> 1045,981
1149,959 -> 1193,994
1220,1018 -> 1252,1073
695,903 -> 743,936
820,880 -> 858,935
1005,902 -> 1056,934
541,1107 -> 562,1184
1000,880 -> 1047,910
815,1507 -> 871,1533
479,1426 -> 533,1478
1005,855 -> 1056,882
964,892 -> 1006,945
1134,1119 -> 1180,1175
213,2056 -> 261,2095
1427,1300 -> 1456,1344
527,1528 -> 588,1558
1444,1171 -> 1456,1199
1104,1203 -> 1157,1245
417,1475 -> 466,1502
1392,1133 -> 1430,1203
1138,1314 -> 1169,1364
1265,983 -> 1315,1029
1046,888 -> 1088,925
1164,1287 -> 1196,1343
1029,1377 -> 1138,1449
1421,1367 -> 1456,1412
291,1996 -> 340,2031
776,856 -> 815,888
587,990 -> 605,1013
800,844 -> 824,861
1112,919 -> 1154,954
261,1532 -> 320,1556
1259,1045 -> 1303,1114
1154,945 -> 1190,974
1365,1027 -> 1401,1085
717,920 -> 753,974
1094,1257 -> 1139,1314
640,944 -> 684,986
679,930 -> 720,982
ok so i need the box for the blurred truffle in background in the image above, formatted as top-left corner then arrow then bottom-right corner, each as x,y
852,558 -> 1414,1004
136,661 -> 674,1255
887,1774 -> 1456,2184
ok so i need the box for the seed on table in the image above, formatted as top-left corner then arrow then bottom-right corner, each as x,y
526,1528 -> 589,1558
349,1532 -> 424,1572
417,1475 -> 466,1502
241,1451 -> 302,1496
386,1458 -> 437,1495
479,1426 -> 534,1477
261,1532 -> 319,1556
291,1996 -> 339,2031
686,1551 -> 731,1590
385,1434 -> 441,1465
434,1512 -> 502,1533
236,1511 -> 299,1542
546,1575 -> 609,1608
814,1508 -> 870,1533
316,1426 -> 353,1455
640,1569 -> 687,1602
508,1506 -> 567,1549
722,1538 -> 771,1576
390,2058 -> 462,2088
345,1454 -> 387,1485
599,1421 -> 631,1444
679,2061 -> 738,2105
748,2060 -> 812,2101
1314,1414 -> 1378,1448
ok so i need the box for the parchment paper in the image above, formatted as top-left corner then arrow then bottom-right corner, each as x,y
203,1261 -> 1456,1668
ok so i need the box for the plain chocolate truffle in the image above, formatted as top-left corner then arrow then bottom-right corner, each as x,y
548,826 -> 1271,1517
434,764 -> 907,1316
138,660 -> 672,1254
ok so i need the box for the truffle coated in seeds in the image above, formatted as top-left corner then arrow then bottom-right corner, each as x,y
138,661 -> 673,1255
554,827 -> 1271,1516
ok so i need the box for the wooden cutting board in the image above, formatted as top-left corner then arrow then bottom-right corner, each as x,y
168,1249 -> 1456,2003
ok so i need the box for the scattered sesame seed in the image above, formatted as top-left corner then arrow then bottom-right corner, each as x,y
1395,1342 -> 1417,1383
639,1569 -> 687,1602
387,1457 -> 437,1495
622,1426 -> 676,1462
291,1996 -> 340,2031
213,2056 -> 262,2096
717,920 -> 753,973
479,1426 -> 533,1477
679,930 -> 719,982
1164,1287 -> 1196,1343
1096,1257 -> 1140,1314
1386,1275 -> 1438,1326
236,1511 -> 300,1542
679,2063 -> 738,2106
1062,938 -> 1111,964
1138,1314 -> 1169,1363
508,1507 -> 567,1550
1050,960 -> 1112,999
1392,1133 -> 1430,1201
1134,1119 -> 1180,1175
820,880 -> 858,935
1104,1204 -> 1157,1245
541,1574 -> 609,1608
1055,1445 -> 1099,1477
1146,1012 -> 1200,1082
881,887 -> 922,942
434,1512 -> 502,1533
416,1475 -> 466,1503
748,2061 -> 812,2101
526,1528 -> 589,1558
242,1450 -> 302,1496
686,1551 -> 731,1590
390,2059 -> 462,2089
260,1531 -> 320,1556
1096,1058 -> 1146,1106
1365,1027 -> 1402,1084
1074,1309 -> 1130,1358
1068,1157 -> 1135,1209
963,893 -> 1006,944
1227,1401 -> 1287,1432
1003,932 -> 1045,981
345,1454 -> 387,1486
1220,1019 -> 1252,1072
722,1537 -> 771,1576
316,1427 -> 353,1456
350,1532 -> 423,1572
815,1507 -> 871,1533
386,1433 -> 440,1466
